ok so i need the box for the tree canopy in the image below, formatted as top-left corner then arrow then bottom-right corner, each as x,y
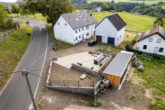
21,0 -> 75,24
11,3 -> 19,14
0,3 -> 9,25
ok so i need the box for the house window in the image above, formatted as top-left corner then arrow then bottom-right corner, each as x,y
75,37 -> 78,40
159,48 -> 164,52
148,37 -> 153,42
82,27 -> 84,31
79,29 -> 81,32
86,25 -> 89,30
75,30 -> 77,33
143,45 -> 147,50
157,38 -> 161,43
79,35 -> 81,39
86,32 -> 89,36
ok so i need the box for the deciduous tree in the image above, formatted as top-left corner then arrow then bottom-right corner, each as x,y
11,4 -> 19,14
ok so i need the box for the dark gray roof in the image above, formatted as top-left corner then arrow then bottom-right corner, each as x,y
107,14 -> 126,31
103,51 -> 133,77
61,12 -> 98,30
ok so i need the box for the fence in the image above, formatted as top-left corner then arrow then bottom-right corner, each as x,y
0,28 -> 16,43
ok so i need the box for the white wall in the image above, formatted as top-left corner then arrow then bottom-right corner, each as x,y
96,18 -> 117,39
115,27 -> 125,46
137,34 -> 165,56
54,16 -> 95,45
73,24 -> 95,43
54,16 -> 75,44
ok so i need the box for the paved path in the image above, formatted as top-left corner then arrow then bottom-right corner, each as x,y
0,18 -> 51,110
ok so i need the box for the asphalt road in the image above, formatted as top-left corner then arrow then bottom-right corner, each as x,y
0,18 -> 51,110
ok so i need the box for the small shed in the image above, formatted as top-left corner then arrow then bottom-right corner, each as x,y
103,51 -> 133,88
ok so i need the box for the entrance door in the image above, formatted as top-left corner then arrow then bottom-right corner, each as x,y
96,36 -> 102,42
107,37 -> 115,45
154,47 -> 159,54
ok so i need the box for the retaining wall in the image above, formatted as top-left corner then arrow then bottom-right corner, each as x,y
47,85 -> 95,95
72,64 -> 98,76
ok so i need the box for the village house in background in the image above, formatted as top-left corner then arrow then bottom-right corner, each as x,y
137,25 -> 165,56
95,14 -> 126,46
92,6 -> 102,12
53,12 -> 98,45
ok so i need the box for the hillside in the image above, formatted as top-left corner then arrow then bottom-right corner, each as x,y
87,0 -> 165,5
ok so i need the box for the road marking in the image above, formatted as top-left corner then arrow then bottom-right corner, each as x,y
34,25 -> 48,99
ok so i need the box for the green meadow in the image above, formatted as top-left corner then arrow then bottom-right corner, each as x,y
135,55 -> 165,110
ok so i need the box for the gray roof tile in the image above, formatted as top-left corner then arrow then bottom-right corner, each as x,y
107,14 -> 126,31
62,12 -> 98,30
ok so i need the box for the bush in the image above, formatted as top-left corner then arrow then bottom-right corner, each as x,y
88,100 -> 102,107
0,18 -> 15,30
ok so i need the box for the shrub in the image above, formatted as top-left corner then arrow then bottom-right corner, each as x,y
88,100 -> 102,107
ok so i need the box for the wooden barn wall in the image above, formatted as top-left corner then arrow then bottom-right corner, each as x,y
105,74 -> 121,88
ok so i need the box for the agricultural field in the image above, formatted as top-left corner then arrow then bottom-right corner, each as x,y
87,0 -> 165,5
92,11 -> 156,32
0,26 -> 32,91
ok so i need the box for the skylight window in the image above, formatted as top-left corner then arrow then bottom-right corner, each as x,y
76,18 -> 79,21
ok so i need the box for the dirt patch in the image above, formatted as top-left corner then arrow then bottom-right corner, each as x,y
64,105 -> 106,110
49,63 -> 97,87
145,89 -> 153,99
41,89 -> 91,110
127,68 -> 145,85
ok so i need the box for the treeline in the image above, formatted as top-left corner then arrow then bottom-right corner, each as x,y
72,0 -> 165,17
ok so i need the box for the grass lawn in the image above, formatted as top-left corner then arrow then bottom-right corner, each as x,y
92,11 -> 156,32
87,0 -> 165,5
10,13 -> 46,21
0,29 -> 11,37
118,32 -> 137,49
0,26 -> 32,91
135,54 -> 165,110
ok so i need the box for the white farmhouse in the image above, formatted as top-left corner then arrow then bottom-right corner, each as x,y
53,12 -> 98,45
92,7 -> 102,12
95,14 -> 126,46
137,25 -> 165,56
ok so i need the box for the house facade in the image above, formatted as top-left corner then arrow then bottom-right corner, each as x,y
95,14 -> 126,47
54,12 -> 98,45
92,7 -> 102,12
137,26 -> 165,56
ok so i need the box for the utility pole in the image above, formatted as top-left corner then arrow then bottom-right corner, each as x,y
22,70 -> 37,110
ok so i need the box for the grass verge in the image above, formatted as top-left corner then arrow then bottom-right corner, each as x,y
118,32 -> 137,49
10,13 -> 46,21
135,54 -> 165,110
0,25 -> 32,91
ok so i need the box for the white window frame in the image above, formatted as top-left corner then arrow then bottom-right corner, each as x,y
148,37 -> 153,42
157,38 -> 161,43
